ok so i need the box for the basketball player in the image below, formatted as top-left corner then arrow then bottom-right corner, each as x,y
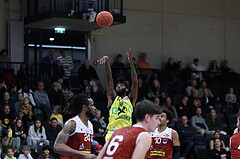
97,100 -> 162,159
147,110 -> 180,159
54,94 -> 97,159
98,49 -> 138,141
230,114 -> 240,159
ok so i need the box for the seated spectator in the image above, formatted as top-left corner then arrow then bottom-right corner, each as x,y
0,91 -> 17,116
0,105 -> 17,135
164,57 -> 178,81
91,110 -> 106,137
49,106 -> 63,127
198,80 -> 213,98
209,138 -> 227,159
153,97 -> 162,107
186,79 -> 198,97
2,128 -> 18,154
177,116 -> 194,158
37,146 -> 54,159
208,60 -> 222,78
18,145 -> 33,159
16,64 -> 30,89
18,84 -> 35,107
205,109 -> 225,134
57,77 -> 74,99
46,118 -> 62,148
78,59 -> 100,88
0,80 -> 8,100
225,87 -> 239,111
14,93 -> 24,115
111,54 -> 126,81
11,119 -> 27,147
189,58 -> 205,82
3,148 -> 17,159
27,119 -> 49,151
188,88 -> 199,107
162,97 -> 178,122
0,49 -> 11,69
201,88 -> 215,113
209,130 -> 226,150
33,81 -> 51,119
19,97 -> 33,121
9,84 -> 18,103
48,82 -> 65,107
190,99 -> 201,118
147,80 -> 165,100
177,96 -> 191,119
191,107 -> 209,136
220,59 -> 240,85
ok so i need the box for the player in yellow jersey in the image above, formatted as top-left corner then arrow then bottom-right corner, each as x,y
98,49 -> 138,141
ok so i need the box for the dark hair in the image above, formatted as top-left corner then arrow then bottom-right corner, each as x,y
34,119 -> 42,133
116,54 -> 122,58
42,145 -> 51,151
14,119 -> 24,132
0,49 -> 8,56
0,79 -> 5,84
116,76 -> 129,90
69,93 -> 90,115
162,109 -> 173,125
50,117 -> 58,122
193,58 -> 199,62
135,100 -> 162,122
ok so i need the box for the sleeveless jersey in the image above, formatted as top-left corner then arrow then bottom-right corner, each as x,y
230,132 -> 240,159
103,125 -> 148,159
60,115 -> 94,159
147,127 -> 173,159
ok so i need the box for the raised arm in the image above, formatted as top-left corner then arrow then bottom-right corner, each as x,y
54,120 -> 96,159
98,56 -> 116,106
127,49 -> 138,106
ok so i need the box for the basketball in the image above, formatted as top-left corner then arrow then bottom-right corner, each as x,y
96,11 -> 113,28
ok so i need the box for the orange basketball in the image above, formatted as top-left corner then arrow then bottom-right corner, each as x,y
96,11 -> 113,28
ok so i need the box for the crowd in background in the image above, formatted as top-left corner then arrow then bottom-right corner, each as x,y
0,48 -> 240,158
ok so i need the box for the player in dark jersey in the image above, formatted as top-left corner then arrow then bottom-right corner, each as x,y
97,100 -> 162,159
54,94 -> 97,159
230,114 -> 240,159
147,109 -> 180,159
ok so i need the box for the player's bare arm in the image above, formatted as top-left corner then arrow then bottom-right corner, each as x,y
127,49 -> 138,106
172,130 -> 180,159
98,56 -> 116,106
97,140 -> 110,159
54,120 -> 97,159
131,133 -> 151,159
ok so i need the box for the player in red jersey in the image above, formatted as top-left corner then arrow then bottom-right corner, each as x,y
230,114 -> 240,159
147,109 -> 180,159
97,100 -> 162,159
54,94 -> 97,159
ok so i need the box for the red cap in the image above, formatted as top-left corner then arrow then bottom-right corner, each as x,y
95,144 -> 103,150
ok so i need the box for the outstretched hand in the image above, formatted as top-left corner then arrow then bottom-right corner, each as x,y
127,48 -> 133,64
97,56 -> 109,64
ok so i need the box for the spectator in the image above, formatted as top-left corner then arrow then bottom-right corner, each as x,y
18,84 -> 35,107
0,49 -> 10,69
153,97 -> 161,107
209,130 -> 226,150
137,76 -> 148,101
164,57 -> 178,81
190,99 -> 201,118
191,107 -> 209,136
2,128 -> 18,154
33,81 -> 51,119
189,58 -> 205,81
48,82 -> 65,107
3,148 -> 16,159
18,145 -> 33,159
56,50 -> 73,89
37,146 -> 54,159
78,59 -> 100,87
205,109 -> 224,134
56,77 -> 74,99
177,96 -> 191,119
147,80 -> 165,100
0,105 -> 16,135
27,119 -> 49,152
95,144 -> 102,156
52,60 -> 64,82
208,60 -> 221,78
225,87 -> 238,111
14,93 -> 24,115
186,79 -> 198,97
91,110 -> 106,137
188,88 -> 199,107
11,119 -> 27,148
220,59 -> 240,85
111,54 -> 126,81
200,88 -> 215,113
209,138 -> 227,159
16,64 -> 30,89
19,97 -> 33,121
162,97 -> 178,120
0,80 -> 8,100
177,116 -> 194,158
41,49 -> 54,74
0,91 -> 17,116
198,80 -> 213,98
46,118 -> 62,148
49,106 -> 63,127
9,84 -> 18,103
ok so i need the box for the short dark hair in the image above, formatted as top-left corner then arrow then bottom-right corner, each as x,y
42,145 -> 51,151
193,58 -> 199,62
116,54 -> 122,58
69,93 -> 90,115
135,100 -> 162,122
162,109 -> 173,125
50,117 -> 58,122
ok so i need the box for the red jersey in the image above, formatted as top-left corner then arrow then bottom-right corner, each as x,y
60,115 -> 94,159
103,125 -> 148,159
147,127 -> 173,159
230,132 -> 240,159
